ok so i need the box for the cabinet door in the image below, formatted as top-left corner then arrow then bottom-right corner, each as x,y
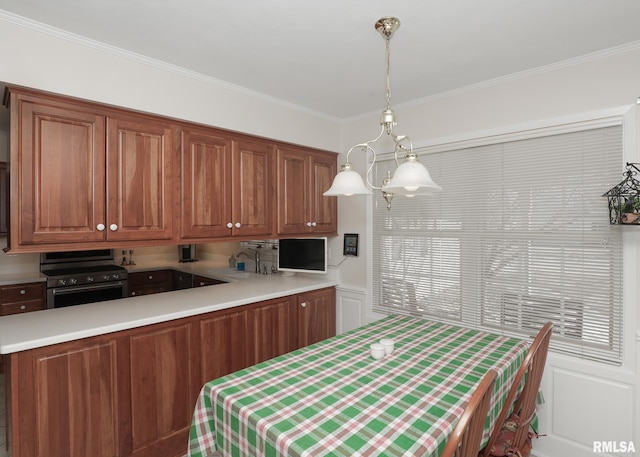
106,116 -> 174,242
14,96 -> 106,245
276,146 -> 337,236
199,308 -> 251,382
180,128 -> 232,238
231,138 -> 274,237
250,296 -> 296,364
276,146 -> 311,235
297,287 -> 336,348
13,340 -> 118,457
123,323 -> 197,457
310,152 -> 337,234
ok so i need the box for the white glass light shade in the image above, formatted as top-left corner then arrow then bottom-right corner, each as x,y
323,168 -> 372,196
381,158 -> 442,196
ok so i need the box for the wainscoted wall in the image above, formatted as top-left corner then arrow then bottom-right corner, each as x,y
335,286 -> 366,334
534,354 -> 638,457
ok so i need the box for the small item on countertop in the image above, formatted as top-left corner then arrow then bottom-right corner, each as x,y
380,338 -> 395,355
229,255 -> 237,268
370,343 -> 385,360
128,250 -> 135,265
237,262 -> 245,271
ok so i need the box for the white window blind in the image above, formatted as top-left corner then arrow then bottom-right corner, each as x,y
372,125 -> 623,364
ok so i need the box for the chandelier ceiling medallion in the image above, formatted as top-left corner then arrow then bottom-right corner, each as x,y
323,17 -> 441,209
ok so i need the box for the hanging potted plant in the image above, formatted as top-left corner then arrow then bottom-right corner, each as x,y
603,163 -> 640,225
620,195 -> 640,224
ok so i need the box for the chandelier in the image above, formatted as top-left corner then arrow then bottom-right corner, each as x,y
323,17 -> 441,209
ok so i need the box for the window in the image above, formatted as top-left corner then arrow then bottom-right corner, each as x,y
372,124 -> 623,364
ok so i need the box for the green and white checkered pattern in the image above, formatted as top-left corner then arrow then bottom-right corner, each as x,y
189,315 -> 528,457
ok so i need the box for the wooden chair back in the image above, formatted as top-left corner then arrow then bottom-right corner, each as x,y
481,321 -> 553,457
441,369 -> 498,457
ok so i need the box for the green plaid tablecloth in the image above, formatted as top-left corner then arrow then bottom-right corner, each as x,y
188,315 -> 528,457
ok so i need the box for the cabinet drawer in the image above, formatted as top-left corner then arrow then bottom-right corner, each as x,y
1,299 -> 46,316
128,270 -> 172,287
1,282 -> 45,303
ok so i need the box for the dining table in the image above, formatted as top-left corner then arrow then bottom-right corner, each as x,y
188,315 -> 529,457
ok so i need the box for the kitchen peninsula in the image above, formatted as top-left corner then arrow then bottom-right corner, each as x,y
0,263 -> 337,457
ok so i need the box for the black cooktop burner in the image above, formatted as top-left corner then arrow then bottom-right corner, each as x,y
43,264 -> 127,277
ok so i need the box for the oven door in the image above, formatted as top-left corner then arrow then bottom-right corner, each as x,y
47,281 -> 127,308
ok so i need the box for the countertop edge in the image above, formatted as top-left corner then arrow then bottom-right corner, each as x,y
0,269 -> 338,354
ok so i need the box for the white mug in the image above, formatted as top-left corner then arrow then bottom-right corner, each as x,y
380,338 -> 395,355
370,343 -> 385,360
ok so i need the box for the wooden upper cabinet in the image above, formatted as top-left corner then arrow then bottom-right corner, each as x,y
4,86 -> 337,251
12,95 -> 107,246
106,116 -> 173,242
277,145 -> 337,236
180,128 -> 232,238
180,127 -> 274,240
5,87 -> 174,251
231,137 -> 274,237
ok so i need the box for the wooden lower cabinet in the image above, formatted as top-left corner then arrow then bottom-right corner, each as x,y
199,307 -> 251,382
297,287 -> 337,348
7,287 -> 335,457
122,322 -> 199,457
250,296 -> 297,364
11,337 -> 119,457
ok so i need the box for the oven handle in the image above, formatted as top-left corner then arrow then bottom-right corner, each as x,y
51,281 -> 127,295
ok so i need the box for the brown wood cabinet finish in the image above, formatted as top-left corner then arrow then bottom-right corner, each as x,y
4,85 -> 336,252
199,307 -> 251,382
296,287 -> 337,348
180,126 -> 275,239
5,87 -> 175,251
0,161 -> 7,236
277,145 -> 337,236
106,116 -> 174,242
250,296 -> 297,364
11,337 -> 119,457
10,94 -> 107,246
122,322 -> 197,457
6,287 -> 335,457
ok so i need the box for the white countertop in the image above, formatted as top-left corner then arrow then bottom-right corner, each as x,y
0,262 -> 338,354
0,271 -> 45,286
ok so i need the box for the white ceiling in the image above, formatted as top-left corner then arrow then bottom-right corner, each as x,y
2,0 -> 640,119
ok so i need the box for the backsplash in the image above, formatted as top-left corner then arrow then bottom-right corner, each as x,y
0,241 -> 241,276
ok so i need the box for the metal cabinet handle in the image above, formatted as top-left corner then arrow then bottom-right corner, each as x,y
148,275 -> 153,280
20,305 -> 26,310
109,223 -> 118,231
306,222 -> 312,227
235,222 -> 241,228
227,222 -> 233,229
200,282 -> 205,286
97,223 -> 106,231
20,289 -> 26,295
311,221 -> 317,227
301,302 -> 307,308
